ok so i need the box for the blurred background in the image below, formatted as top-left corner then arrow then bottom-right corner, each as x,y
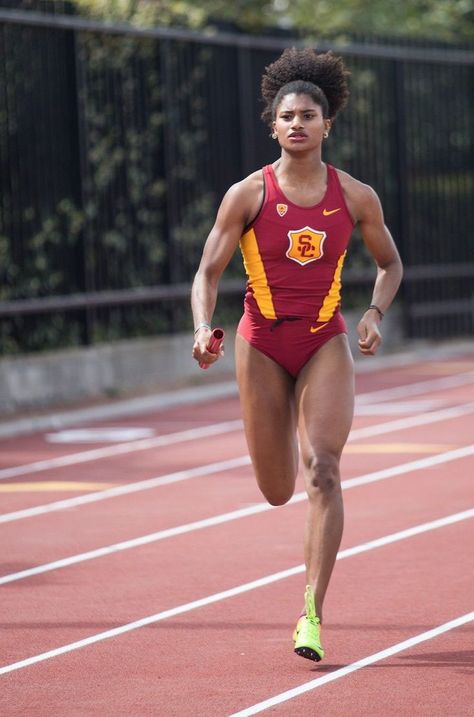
0,0 -> 473,415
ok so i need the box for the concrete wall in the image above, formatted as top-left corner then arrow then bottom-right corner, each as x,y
0,309 -> 403,415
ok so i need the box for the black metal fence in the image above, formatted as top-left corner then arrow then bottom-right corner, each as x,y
0,4 -> 473,354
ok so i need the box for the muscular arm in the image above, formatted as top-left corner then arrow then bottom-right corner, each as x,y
191,175 -> 262,366
343,178 -> 403,356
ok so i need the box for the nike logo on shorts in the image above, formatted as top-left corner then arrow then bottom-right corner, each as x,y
310,322 -> 329,334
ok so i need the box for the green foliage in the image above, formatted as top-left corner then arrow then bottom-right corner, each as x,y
0,199 -> 86,353
0,200 -> 84,302
72,0 -> 275,31
70,0 -> 474,43
77,31 -> 167,291
0,9 -> 217,352
282,0 -> 474,44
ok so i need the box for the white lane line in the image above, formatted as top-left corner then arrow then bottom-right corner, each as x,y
1,445 -> 473,584
341,444 -> 474,491
228,612 -> 474,717
0,382 -> 239,439
45,427 -> 156,443
0,508 -> 471,676
1,404 -> 473,525
354,400 -> 446,415
0,455 -> 251,524
0,420 -> 243,481
336,509 -> 473,557
0,499 -> 272,584
347,401 -> 474,440
2,371 -> 473,482
355,370 -> 474,405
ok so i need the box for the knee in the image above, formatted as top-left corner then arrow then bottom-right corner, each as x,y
304,453 -> 341,497
262,488 -> 293,507
255,463 -> 296,507
258,481 -> 294,506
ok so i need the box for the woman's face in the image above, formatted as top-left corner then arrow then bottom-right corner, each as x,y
272,93 -> 331,150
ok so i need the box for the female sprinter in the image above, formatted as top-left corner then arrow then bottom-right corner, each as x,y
191,47 -> 403,662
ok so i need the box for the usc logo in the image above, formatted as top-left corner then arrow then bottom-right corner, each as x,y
286,226 -> 326,265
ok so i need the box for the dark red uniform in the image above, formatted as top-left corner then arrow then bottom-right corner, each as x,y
238,163 -> 354,376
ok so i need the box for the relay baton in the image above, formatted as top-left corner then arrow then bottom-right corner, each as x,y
199,328 -> 225,370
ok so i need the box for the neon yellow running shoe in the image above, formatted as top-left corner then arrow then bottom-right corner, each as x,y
292,615 -> 305,643
294,585 -> 324,662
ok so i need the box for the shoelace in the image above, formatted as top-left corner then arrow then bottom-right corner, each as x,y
304,584 -> 318,624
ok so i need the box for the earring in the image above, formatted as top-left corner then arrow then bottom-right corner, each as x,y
323,131 -> 329,139
271,132 -> 278,140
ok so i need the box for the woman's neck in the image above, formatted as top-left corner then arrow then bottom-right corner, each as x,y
275,151 -> 326,184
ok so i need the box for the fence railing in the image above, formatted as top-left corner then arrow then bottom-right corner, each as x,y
1,264 -> 473,317
0,5 -> 473,353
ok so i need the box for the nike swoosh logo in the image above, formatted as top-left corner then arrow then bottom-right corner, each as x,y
322,208 -> 341,216
310,322 -> 329,334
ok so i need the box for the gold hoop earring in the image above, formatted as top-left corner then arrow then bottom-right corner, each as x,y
271,132 -> 278,140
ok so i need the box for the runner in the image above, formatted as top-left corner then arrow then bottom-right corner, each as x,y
191,47 -> 403,661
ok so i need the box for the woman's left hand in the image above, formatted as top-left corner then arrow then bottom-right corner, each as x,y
357,312 -> 382,356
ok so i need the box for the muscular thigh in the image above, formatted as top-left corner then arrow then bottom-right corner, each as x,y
235,334 -> 298,504
296,334 -> 354,467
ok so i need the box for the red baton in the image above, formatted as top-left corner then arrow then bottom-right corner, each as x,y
199,328 -> 225,370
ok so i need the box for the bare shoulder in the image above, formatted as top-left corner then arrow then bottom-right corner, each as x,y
227,169 -> 263,199
335,168 -> 382,222
222,169 -> 264,225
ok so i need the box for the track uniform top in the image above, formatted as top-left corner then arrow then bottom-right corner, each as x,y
240,163 -> 354,327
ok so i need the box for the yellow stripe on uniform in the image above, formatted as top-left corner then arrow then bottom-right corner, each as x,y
316,250 -> 347,323
240,228 -> 277,320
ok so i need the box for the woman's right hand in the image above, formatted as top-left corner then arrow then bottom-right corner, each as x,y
192,326 -> 222,368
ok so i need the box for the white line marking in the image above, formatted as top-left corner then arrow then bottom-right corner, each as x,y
0,509 -> 471,676
1,445 -> 473,583
0,498 -> 271,584
347,401 -> 474,440
336,509 -> 473,558
355,370 -> 474,405
1,405 -> 473,525
341,444 -> 474,491
2,346 -> 471,439
354,400 -> 446,415
0,455 -> 251,524
353,344 -> 474,374
45,427 -> 156,443
0,381 -> 239,439
228,612 -> 474,716
0,420 -> 243,481
1,372 -> 473,482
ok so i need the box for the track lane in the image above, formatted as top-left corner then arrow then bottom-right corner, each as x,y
1,365 -> 472,480
228,517 -> 474,717
1,396 -> 473,520
0,514 -> 472,716
1,353 -> 473,715
0,446 -> 472,666
0,409 -> 472,573
0,441 -> 473,590
229,617 -> 473,717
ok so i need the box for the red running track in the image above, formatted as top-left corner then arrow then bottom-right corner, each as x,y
0,351 -> 473,716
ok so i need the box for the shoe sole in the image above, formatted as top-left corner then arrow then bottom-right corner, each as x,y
294,645 -> 323,662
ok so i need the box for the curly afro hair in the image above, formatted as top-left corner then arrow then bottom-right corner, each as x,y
261,47 -> 350,126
